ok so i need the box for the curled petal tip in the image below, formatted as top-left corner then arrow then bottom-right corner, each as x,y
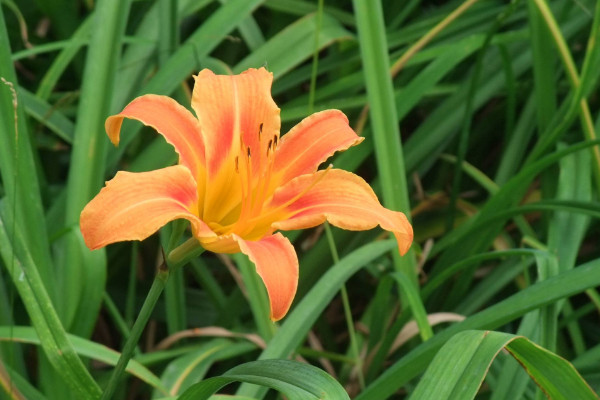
269,169 -> 414,258
105,115 -> 123,146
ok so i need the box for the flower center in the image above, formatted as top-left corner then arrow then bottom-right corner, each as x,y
209,123 -> 279,238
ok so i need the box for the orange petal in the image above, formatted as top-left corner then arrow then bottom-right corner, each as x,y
80,165 -> 214,250
192,68 -> 280,223
273,110 -> 363,185
191,68 -> 280,176
269,169 -> 413,255
234,233 -> 299,321
105,95 -> 206,180
198,234 -> 240,254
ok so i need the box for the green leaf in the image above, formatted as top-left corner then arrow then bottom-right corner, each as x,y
19,87 -> 74,143
0,0 -> 56,302
0,326 -> 167,395
157,340 -> 255,397
0,212 -> 102,398
179,360 -> 349,400
352,0 -> 416,283
390,271 -> 432,342
60,0 -> 131,331
234,13 -> 353,77
356,256 -> 600,399
234,252 -> 275,341
237,240 -> 396,398
410,330 -> 598,400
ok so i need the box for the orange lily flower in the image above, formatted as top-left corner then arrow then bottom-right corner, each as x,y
80,68 -> 413,321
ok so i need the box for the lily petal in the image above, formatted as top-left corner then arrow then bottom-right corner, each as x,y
274,110 -> 363,185
269,169 -> 413,255
234,233 -> 299,321
80,165 -> 214,250
105,95 -> 206,181
192,68 -> 280,223
192,68 -> 280,175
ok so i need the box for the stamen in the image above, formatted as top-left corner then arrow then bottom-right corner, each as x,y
223,166 -> 333,236
258,123 -> 263,137
234,156 -> 239,173
236,143 -> 252,227
267,139 -> 273,156
273,135 -> 278,148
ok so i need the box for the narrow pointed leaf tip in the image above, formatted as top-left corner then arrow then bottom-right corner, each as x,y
80,67 -> 413,320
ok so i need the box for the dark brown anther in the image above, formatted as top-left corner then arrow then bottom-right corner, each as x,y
267,139 -> 273,155
259,123 -> 264,137
247,147 -> 251,158
235,156 -> 239,173
273,135 -> 278,147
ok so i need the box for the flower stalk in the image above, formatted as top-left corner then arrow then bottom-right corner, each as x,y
101,261 -> 170,400
168,237 -> 204,267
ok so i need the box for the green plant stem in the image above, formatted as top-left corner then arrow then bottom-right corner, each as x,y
101,262 -> 170,400
102,292 -> 137,355
323,224 -> 365,390
168,237 -> 203,266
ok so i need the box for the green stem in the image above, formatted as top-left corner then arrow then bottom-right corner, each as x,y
101,263 -> 170,400
323,223 -> 365,390
168,237 -> 203,266
102,292 -> 138,355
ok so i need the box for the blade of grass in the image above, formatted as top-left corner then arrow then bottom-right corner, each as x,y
233,253 -> 275,341
579,0 -> 600,98
263,0 -> 355,26
157,340 -> 254,396
59,0 -> 132,334
234,13 -> 352,77
409,330 -> 598,400
391,271 -> 433,342
182,359 -> 350,400
527,0 -> 600,194
355,256 -> 600,399
36,17 -> 91,100
352,0 -> 416,283
18,88 -> 74,143
236,240 -> 398,398
158,0 -> 178,66
0,326 -> 167,395
0,210 -> 101,398
446,0 -> 520,232
0,4 -> 55,299
528,0 -> 557,134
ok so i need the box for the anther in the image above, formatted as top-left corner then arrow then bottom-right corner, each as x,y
247,147 -> 251,158
235,156 -> 239,173
259,123 -> 263,137
273,135 -> 278,147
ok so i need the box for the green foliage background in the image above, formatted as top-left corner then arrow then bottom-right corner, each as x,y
0,0 -> 599,398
